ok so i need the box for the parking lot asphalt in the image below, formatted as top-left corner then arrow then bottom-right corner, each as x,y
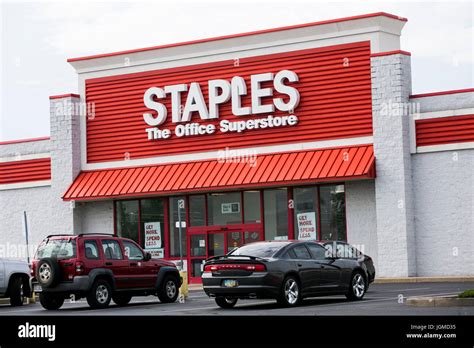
1,282 -> 473,316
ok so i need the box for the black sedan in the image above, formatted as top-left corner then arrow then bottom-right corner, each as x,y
202,240 -> 370,308
322,240 -> 376,287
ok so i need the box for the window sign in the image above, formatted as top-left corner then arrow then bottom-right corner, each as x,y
221,202 -> 240,214
144,222 -> 162,249
297,212 -> 317,240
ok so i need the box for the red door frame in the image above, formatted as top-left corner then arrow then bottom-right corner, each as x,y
187,222 -> 264,284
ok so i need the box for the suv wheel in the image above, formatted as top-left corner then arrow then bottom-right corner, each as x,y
215,297 -> 238,309
112,294 -> 132,306
9,277 -> 25,306
277,276 -> 301,307
346,271 -> 366,301
39,293 -> 64,310
87,279 -> 112,309
157,275 -> 179,303
36,258 -> 60,288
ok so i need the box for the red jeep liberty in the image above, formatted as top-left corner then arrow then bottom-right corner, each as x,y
31,234 -> 182,310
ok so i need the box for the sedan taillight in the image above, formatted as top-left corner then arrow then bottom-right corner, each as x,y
204,263 -> 266,272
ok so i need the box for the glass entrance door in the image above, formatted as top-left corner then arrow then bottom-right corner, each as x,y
187,224 -> 263,283
188,232 -> 207,283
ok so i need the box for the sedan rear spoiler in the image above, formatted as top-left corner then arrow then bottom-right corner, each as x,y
205,254 -> 267,262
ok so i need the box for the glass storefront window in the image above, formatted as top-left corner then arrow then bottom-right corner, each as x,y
189,195 -> 206,227
207,192 -> 242,226
243,191 -> 261,223
294,187 -> 319,241
264,188 -> 288,240
319,185 -> 346,241
140,199 -> 165,252
169,196 -> 187,257
116,200 -> 139,244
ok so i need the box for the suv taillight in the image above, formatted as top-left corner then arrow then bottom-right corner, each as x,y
75,261 -> 84,275
204,264 -> 266,272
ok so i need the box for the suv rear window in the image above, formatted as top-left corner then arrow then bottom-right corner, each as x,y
36,239 -> 77,259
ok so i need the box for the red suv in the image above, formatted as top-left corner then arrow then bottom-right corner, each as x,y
31,234 -> 182,310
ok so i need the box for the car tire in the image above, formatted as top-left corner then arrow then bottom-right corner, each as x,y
112,294 -> 132,306
9,277 -> 25,306
215,297 -> 238,309
39,292 -> 64,310
87,279 -> 112,309
277,276 -> 301,307
157,275 -> 179,303
36,258 -> 60,288
346,271 -> 366,301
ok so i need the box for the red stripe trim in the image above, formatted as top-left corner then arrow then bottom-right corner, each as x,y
0,158 -> 51,185
415,114 -> 474,147
49,94 -> 80,100
67,12 -> 407,63
370,50 -> 411,57
410,88 -> 474,99
0,137 -> 50,145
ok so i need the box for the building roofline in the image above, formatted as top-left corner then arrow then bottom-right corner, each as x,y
49,93 -> 80,99
0,136 -> 50,146
410,88 -> 474,99
67,12 -> 407,63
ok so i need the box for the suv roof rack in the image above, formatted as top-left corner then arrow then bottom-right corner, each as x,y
46,234 -> 75,238
77,233 -> 114,237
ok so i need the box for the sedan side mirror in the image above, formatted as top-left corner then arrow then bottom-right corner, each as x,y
144,252 -> 152,261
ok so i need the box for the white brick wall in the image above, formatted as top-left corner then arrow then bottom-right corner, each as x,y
0,96 -> 83,260
371,53 -> 417,277
49,96 -> 82,234
412,92 -> 474,113
76,201 -> 114,235
412,149 -> 474,276
0,186 -> 53,260
345,180 -> 378,267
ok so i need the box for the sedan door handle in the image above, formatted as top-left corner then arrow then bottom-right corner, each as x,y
297,263 -> 303,267
105,262 -> 113,266
130,262 -> 137,266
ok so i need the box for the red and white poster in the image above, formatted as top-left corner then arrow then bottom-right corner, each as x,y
144,222 -> 163,257
297,212 -> 317,241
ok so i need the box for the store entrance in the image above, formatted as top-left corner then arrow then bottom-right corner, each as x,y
187,224 -> 262,283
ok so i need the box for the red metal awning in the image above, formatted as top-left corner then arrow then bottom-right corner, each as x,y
63,145 -> 375,201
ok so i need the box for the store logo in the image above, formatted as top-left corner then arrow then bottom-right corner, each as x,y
18,322 -> 56,341
142,70 -> 300,140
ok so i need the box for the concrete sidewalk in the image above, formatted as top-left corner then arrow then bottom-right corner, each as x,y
187,276 -> 474,291
374,276 -> 474,284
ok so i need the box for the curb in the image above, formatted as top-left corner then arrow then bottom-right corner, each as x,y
406,296 -> 474,307
374,276 -> 474,284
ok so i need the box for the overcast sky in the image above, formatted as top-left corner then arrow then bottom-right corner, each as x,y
0,0 -> 472,141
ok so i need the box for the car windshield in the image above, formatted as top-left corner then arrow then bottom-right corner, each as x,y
35,239 -> 77,259
229,242 -> 290,258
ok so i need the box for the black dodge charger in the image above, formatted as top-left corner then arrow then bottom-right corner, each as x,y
202,240 -> 371,308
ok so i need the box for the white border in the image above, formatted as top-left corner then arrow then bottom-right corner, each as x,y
0,152 -> 50,163
82,136 -> 374,171
416,142 -> 474,154
0,180 -> 51,191
410,108 -> 474,154
413,107 -> 474,121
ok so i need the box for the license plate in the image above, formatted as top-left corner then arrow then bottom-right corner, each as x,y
223,279 -> 238,288
33,284 -> 43,293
